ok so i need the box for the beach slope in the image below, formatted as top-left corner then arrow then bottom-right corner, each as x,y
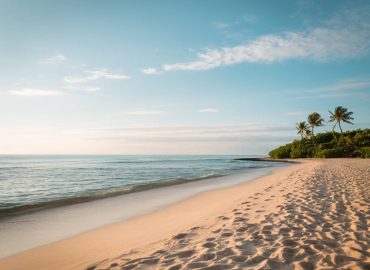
0,159 -> 369,270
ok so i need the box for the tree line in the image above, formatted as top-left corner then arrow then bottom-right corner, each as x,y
269,106 -> 370,159
296,106 -> 354,140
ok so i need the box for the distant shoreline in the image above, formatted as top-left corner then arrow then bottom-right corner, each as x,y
234,157 -> 297,163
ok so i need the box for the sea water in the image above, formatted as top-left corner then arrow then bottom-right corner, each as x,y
0,155 -> 281,216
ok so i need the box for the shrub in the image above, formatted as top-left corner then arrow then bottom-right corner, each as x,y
335,136 -> 356,155
316,148 -> 344,158
268,129 -> 370,159
362,147 -> 370,158
269,144 -> 291,159
317,142 -> 335,150
315,132 -> 335,144
353,129 -> 370,147
290,148 -> 302,159
290,140 -> 314,158
354,147 -> 370,158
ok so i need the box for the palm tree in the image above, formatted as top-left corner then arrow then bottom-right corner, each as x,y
329,106 -> 354,133
296,121 -> 311,139
307,112 -> 324,136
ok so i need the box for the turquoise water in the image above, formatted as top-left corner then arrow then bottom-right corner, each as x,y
0,155 -> 281,215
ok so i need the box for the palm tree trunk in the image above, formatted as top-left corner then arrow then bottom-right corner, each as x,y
332,122 -> 337,132
339,121 -> 343,133
311,126 -> 315,145
332,122 -> 337,138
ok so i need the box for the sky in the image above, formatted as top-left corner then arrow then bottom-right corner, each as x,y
0,0 -> 370,155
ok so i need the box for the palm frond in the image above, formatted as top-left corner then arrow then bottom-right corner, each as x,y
342,119 -> 354,124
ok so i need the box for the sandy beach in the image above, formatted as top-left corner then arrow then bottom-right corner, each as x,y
0,159 -> 369,270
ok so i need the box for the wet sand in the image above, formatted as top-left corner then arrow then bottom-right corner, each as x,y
0,167 -> 275,259
0,159 -> 369,270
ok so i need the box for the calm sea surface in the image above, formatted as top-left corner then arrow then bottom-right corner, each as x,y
0,155 -> 281,215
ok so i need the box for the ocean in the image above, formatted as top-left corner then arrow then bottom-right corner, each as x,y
0,155 -> 282,216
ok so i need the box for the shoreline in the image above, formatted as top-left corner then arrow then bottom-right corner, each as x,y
1,159 -> 369,270
233,157 -> 298,163
0,162 -> 296,269
0,165 -> 285,259
0,159 -> 281,218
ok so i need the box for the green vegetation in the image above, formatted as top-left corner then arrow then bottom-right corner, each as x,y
269,129 -> 370,159
269,106 -> 370,159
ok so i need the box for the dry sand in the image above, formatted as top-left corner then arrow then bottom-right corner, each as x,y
0,159 -> 369,270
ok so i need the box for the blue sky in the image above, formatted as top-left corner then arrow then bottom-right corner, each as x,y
0,0 -> 370,154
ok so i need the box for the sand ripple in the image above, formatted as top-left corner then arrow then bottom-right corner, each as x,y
90,159 -> 370,270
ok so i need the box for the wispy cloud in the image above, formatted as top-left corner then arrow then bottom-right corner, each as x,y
64,69 -> 130,83
64,85 -> 100,92
80,124 -> 294,154
286,111 -> 305,116
162,10 -> 370,71
40,54 -> 66,64
296,92 -> 370,100
141,67 -> 160,75
85,124 -> 293,141
213,14 -> 258,30
9,88 -> 65,96
213,22 -> 229,29
126,110 -> 165,116
295,77 -> 370,99
306,78 -> 370,93
198,108 -> 219,113
242,14 -> 259,23
0,124 -> 294,154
